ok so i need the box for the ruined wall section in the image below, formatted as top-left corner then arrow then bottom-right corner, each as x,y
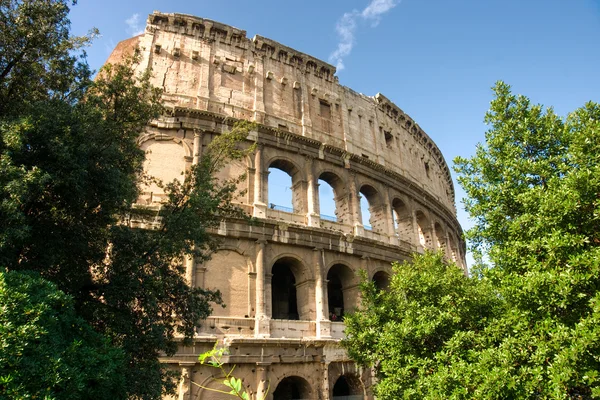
131,12 -> 455,212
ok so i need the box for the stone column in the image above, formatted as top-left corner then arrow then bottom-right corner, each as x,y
184,255 -> 196,287
195,266 -> 206,289
253,57 -> 266,124
255,362 -> 270,400
192,130 -> 203,165
445,231 -> 452,261
306,158 -> 320,227
383,190 -> 396,244
196,34 -> 211,110
357,256 -> 370,307
314,248 -> 331,338
431,220 -> 438,251
349,176 -> 364,236
185,130 -> 204,287
255,239 -> 270,337
253,146 -> 267,218
300,76 -> 313,137
178,364 -> 194,400
322,362 -> 331,400
412,209 -> 422,252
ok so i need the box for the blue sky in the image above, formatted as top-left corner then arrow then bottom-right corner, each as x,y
69,0 -> 600,262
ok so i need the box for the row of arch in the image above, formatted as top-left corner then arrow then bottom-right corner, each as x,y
272,374 -> 364,399
271,257 -> 388,321
204,248 -> 391,322
263,156 -> 461,264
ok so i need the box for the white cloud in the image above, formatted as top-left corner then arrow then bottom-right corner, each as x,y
361,0 -> 398,22
125,13 -> 145,36
329,0 -> 399,71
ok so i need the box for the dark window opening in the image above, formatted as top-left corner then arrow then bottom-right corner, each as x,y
273,377 -> 311,400
424,161 -> 430,178
384,130 -> 393,147
332,374 -> 363,398
271,263 -> 298,320
373,271 -> 391,291
327,274 -> 344,320
333,376 -> 351,396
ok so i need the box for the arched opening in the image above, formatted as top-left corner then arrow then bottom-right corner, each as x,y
318,171 -> 346,224
415,210 -> 433,249
271,261 -> 299,320
318,178 -> 336,222
332,374 -> 363,399
268,159 -> 303,214
327,264 -> 355,321
273,376 -> 312,400
373,271 -> 391,291
448,233 -> 459,264
434,222 -> 446,254
392,198 -> 412,242
359,184 -> 385,232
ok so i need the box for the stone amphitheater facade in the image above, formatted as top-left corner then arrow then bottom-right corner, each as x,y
107,11 -> 466,400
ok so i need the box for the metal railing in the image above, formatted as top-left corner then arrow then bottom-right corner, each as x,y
269,203 -> 294,213
320,213 -> 337,222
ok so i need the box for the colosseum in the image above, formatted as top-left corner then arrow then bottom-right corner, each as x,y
107,11 -> 466,400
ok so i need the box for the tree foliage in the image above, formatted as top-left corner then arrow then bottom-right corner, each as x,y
0,1 -> 255,398
0,271 -> 125,400
344,82 -> 600,399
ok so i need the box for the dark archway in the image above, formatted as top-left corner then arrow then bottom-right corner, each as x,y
327,264 -> 355,321
273,376 -> 311,400
373,271 -> 391,291
332,374 -> 363,399
271,261 -> 298,320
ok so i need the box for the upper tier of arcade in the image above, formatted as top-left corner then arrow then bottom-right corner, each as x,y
107,11 -> 457,214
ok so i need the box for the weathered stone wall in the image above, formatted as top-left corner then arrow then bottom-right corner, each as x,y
107,11 -> 467,400
131,12 -> 456,212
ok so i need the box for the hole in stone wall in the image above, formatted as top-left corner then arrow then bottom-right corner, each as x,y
268,164 -> 294,212
271,262 -> 298,320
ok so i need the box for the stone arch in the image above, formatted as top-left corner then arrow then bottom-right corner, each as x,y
272,375 -> 312,400
266,157 -> 306,213
372,270 -> 391,291
415,209 -> 433,249
434,221 -> 446,254
326,263 -> 357,320
358,183 -> 386,232
137,133 -> 193,158
391,197 -> 413,243
318,170 -> 348,224
270,255 -> 311,320
269,253 -> 312,282
328,362 -> 368,399
332,374 -> 364,398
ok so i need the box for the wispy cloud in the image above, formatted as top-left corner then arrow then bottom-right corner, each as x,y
329,0 -> 399,71
125,13 -> 145,36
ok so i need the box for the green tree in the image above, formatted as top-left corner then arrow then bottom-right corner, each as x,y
0,1 -> 255,398
344,82 -> 600,399
0,271 -> 126,400
343,252 -> 500,399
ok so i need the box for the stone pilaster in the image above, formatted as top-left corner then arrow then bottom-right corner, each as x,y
255,239 -> 270,337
